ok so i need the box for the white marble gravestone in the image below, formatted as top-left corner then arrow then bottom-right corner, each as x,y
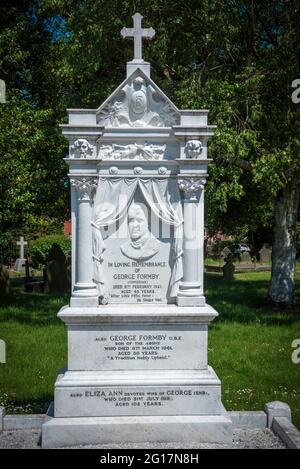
42,13 -> 232,448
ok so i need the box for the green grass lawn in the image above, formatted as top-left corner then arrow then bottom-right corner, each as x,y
0,271 -> 299,430
207,271 -> 300,429
0,288 -> 68,414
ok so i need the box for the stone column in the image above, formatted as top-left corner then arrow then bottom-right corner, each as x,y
70,177 -> 99,307
176,176 -> 206,307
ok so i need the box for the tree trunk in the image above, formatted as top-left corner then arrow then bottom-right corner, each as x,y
268,183 -> 300,305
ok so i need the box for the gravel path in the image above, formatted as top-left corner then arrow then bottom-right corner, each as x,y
0,428 -> 286,449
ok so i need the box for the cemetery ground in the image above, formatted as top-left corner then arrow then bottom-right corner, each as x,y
0,271 -> 299,431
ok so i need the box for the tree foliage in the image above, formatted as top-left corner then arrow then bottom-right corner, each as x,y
0,0 -> 299,301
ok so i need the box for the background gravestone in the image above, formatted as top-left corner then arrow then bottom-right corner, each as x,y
221,246 -> 232,260
259,244 -> 272,263
223,254 -> 235,281
0,264 -> 10,294
240,251 -> 252,264
46,243 -> 69,294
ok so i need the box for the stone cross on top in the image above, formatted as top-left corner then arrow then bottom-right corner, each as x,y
17,236 -> 27,259
121,13 -> 155,62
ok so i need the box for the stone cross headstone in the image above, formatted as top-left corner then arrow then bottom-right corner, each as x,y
121,12 -> 155,61
42,13 -> 232,448
13,236 -> 28,273
17,236 -> 27,259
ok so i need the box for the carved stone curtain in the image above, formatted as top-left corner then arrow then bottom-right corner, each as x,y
91,177 -> 183,298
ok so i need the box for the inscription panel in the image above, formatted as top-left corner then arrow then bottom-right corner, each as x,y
55,385 -> 221,418
68,325 -> 207,371
106,259 -> 169,304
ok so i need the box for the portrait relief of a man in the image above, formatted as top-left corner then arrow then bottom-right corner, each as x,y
120,203 -> 161,261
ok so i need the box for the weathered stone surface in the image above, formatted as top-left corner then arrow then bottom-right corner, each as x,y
42,414 -> 233,449
4,414 -> 45,431
265,401 -> 292,428
229,411 -> 267,429
272,417 -> 300,449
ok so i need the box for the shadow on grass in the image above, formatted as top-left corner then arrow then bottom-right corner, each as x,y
205,273 -> 300,326
1,275 -> 300,327
0,286 -> 68,326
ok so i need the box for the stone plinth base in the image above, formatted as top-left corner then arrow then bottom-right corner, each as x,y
53,367 -> 223,418
42,412 -> 232,448
42,304 -> 232,448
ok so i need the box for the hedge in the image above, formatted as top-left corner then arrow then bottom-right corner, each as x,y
28,235 -> 71,268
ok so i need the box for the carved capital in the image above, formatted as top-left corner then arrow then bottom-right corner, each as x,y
178,177 -> 206,199
70,177 -> 98,200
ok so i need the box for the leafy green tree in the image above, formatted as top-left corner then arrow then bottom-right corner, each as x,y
171,0 -> 300,304
0,96 -> 68,243
0,1 -> 69,251
1,0 -> 300,305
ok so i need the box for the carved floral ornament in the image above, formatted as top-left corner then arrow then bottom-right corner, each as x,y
70,139 -> 94,159
178,177 -> 206,199
158,166 -> 167,175
70,177 -> 98,199
133,166 -> 143,175
109,166 -> 119,175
